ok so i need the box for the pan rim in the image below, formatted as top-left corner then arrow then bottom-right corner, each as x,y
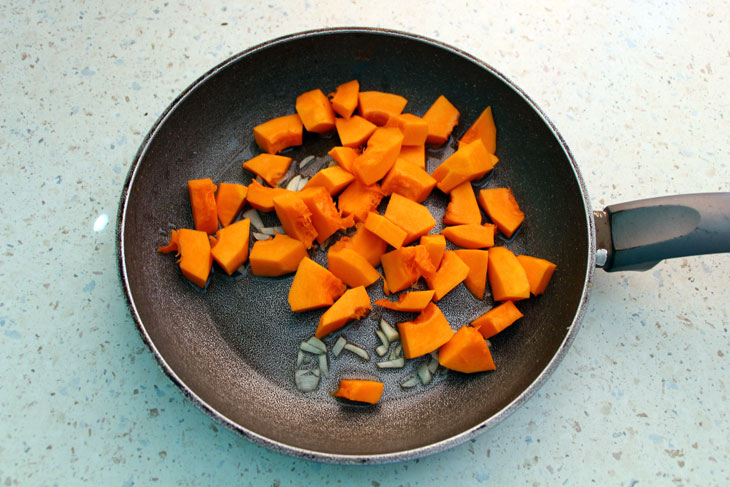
117,26 -> 596,464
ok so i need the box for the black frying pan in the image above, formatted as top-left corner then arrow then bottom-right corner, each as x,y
117,28 -> 730,463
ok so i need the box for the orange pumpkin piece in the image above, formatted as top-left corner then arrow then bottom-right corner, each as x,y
471,300 -> 523,339
303,165 -> 355,196
443,181 -> 481,225
242,153 -> 293,187
215,182 -> 248,227
438,325 -> 496,373
352,127 -> 404,185
397,302 -> 454,359
315,286 -> 372,338
431,139 -> 498,193
210,218 -> 251,275
383,193 -> 436,245
425,251 -> 470,301
337,180 -> 385,223
358,91 -> 408,126
329,79 -> 360,119
340,223 -> 388,267
327,245 -> 381,288
158,228 -> 213,288
477,187 -> 525,238
249,233 -> 308,277
253,113 -> 303,154
188,178 -> 218,234
385,113 -> 428,146
294,180 -> 340,218
288,257 -> 346,312
335,115 -> 377,148
246,179 -> 292,212
328,146 -> 361,173
363,211 -> 407,249
332,379 -> 384,404
459,106 -> 497,154
295,88 -> 336,134
399,144 -> 426,169
380,245 -> 436,293
373,290 -> 435,312
422,95 -> 460,146
487,246 -> 530,301
441,223 -> 496,249
298,186 -> 354,244
453,249 -> 489,299
516,255 -> 557,295
272,192 -> 318,249
419,234 -> 446,269
380,158 -> 437,203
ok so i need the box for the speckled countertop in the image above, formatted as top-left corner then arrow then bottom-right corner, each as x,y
2,1 -> 729,485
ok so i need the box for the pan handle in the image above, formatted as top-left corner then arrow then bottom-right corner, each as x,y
594,192 -> 730,272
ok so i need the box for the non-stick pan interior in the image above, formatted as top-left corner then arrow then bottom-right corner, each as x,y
119,29 -> 593,461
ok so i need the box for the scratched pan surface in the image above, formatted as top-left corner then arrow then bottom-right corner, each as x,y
118,28 -> 593,463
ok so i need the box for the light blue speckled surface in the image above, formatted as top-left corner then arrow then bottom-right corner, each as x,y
2,1 -> 728,485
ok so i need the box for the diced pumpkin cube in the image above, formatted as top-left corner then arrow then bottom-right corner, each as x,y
425,251 -> 470,301
335,115 -> 377,148
380,158 -> 437,203
441,223 -> 496,249
419,234 -> 446,269
397,302 -> 454,359
158,228 -> 213,288
373,290 -> 435,312
215,182 -> 248,227
383,193 -> 436,245
431,139 -> 497,193
385,113 -> 428,146
471,300 -> 523,339
459,105 -> 497,154
332,379 -> 384,404
438,325 -> 496,373
249,233 -> 308,277
453,249 -> 489,299
299,186 -> 354,244
296,88 -> 336,134
358,91 -> 408,126
302,166 -> 355,196
336,180 -> 384,223
210,218 -> 251,275
288,257 -> 346,312
443,181 -> 481,225
188,178 -> 218,234
478,187 -> 525,238
328,146 -> 361,173
422,95 -> 460,146
363,211 -> 407,249
246,179 -> 292,212
253,113 -> 303,154
242,153 -> 293,187
329,79 -> 360,119
380,245 -> 436,293
315,286 -> 372,339
487,246 -> 530,301
272,192 -> 318,249
352,127 -> 404,185
338,223 -> 388,267
516,255 -> 557,295
399,144 -> 426,169
327,245 -> 381,288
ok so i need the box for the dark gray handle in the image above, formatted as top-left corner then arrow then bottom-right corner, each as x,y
594,193 -> 730,272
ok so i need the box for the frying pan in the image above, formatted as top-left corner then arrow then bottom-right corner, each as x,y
117,28 -> 730,463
